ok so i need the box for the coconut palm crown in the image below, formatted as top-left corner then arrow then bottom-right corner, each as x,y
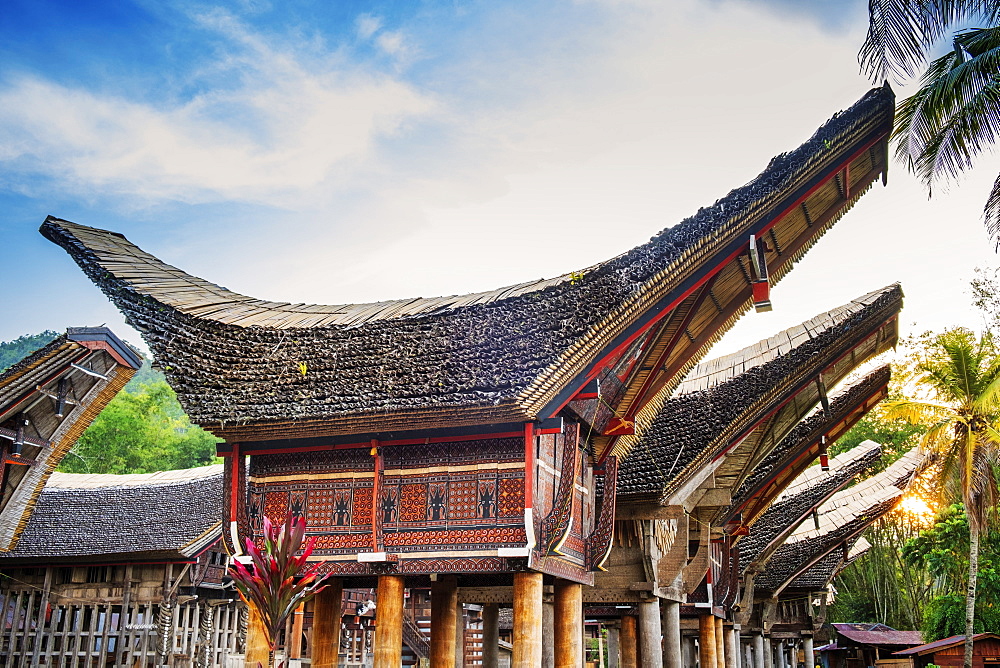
884,329 -> 1000,666
860,1 -> 1000,246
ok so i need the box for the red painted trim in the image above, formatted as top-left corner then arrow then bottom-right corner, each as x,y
216,429 -> 551,456
371,440 -> 381,552
548,131 -> 888,419
229,443 -> 240,523
77,339 -> 132,368
524,423 -> 535,509
711,317 -> 894,462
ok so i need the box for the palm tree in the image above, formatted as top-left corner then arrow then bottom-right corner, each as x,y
860,1 -> 1000,245
884,329 -> 1000,667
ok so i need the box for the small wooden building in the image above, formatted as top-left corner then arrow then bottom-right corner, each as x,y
892,634 -> 1000,668
816,623 -> 923,668
0,465 -> 244,668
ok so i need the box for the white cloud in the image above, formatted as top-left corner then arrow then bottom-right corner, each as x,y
0,11 -> 434,206
356,14 -> 382,40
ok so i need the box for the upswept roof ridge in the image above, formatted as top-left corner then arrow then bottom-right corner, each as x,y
728,366 -> 892,516
753,447 -> 931,592
616,285 -> 902,501
0,464 -> 222,563
40,87 -> 895,436
738,440 -> 882,570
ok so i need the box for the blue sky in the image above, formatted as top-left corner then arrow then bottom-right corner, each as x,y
3,0 -> 998,366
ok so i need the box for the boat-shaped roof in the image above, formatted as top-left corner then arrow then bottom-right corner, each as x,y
0,327 -> 141,552
42,86 -> 894,441
616,284 -> 901,503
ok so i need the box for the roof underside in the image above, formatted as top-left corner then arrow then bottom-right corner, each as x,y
616,284 -> 901,502
0,328 -> 140,552
42,86 -> 895,442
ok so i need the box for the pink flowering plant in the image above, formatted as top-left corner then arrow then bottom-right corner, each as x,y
229,513 -> 327,667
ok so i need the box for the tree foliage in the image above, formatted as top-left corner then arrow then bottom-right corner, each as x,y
903,504 -> 1000,638
860,1 -> 1000,245
58,359 -> 220,474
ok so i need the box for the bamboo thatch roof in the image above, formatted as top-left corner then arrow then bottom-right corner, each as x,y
0,465 -> 222,564
730,366 -> 891,525
42,86 -> 894,444
738,440 -> 882,573
616,285 -> 901,504
0,328 -> 141,552
754,448 -> 930,594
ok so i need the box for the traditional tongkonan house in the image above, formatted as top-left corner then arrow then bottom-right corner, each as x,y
40,84 -> 895,668
0,465 -> 244,668
606,286 -> 900,668
0,327 -> 142,552
746,448 -> 932,668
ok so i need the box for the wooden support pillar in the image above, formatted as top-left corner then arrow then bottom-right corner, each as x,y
620,615 -> 638,668
312,579 -> 343,668
803,637 -> 814,668
723,626 -> 735,668
373,574 -> 405,668
455,602 -> 466,668
482,603 -> 500,668
543,595 -> 555,668
554,580 -> 583,668
608,624 -> 621,668
790,640 -> 798,668
699,616 -> 717,668
432,576 -> 459,668
682,635 -> 696,668
245,605 -> 271,667
753,634 -> 765,668
513,572 -> 543,668
663,601 -> 681,668
290,603 -> 306,659
715,618 -> 726,668
763,637 -> 773,668
639,599 -> 663,668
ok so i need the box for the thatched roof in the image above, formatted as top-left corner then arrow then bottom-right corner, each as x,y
738,440 -> 882,573
730,366 -> 891,524
41,86 -> 895,444
0,465 -> 222,564
616,284 -> 901,503
754,448 -> 930,593
0,327 -> 141,552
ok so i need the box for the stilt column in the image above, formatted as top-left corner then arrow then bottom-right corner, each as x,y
608,623 -> 621,668
715,618 -> 726,668
620,615 -> 638,668
543,592 -> 555,668
373,574 -> 404,668
803,637 -> 815,668
663,601 -> 681,668
554,580 -> 583,668
482,603 -> 500,668
513,572 -> 543,668
312,578 -> 344,668
699,616 -> 717,668
432,576 -> 459,668
245,605 -> 271,667
753,634 -> 765,668
639,599 -> 663,668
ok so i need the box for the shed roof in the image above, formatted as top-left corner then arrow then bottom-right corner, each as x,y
0,464 -> 222,564
41,86 -> 895,444
832,623 -> 925,647
894,634 -> 1000,655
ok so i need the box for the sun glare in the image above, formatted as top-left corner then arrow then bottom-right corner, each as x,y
898,494 -> 936,522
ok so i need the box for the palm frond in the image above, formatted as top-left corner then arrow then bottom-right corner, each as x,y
893,27 -> 1000,195
860,0 -> 1000,82
983,170 -> 1000,246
